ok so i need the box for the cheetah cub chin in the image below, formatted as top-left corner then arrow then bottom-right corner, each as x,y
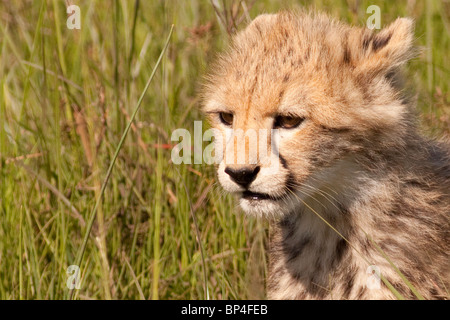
202,11 -> 449,299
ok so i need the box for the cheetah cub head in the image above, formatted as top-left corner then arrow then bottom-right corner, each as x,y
202,11 -> 415,219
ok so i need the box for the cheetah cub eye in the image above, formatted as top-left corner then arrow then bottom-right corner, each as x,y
219,112 -> 234,126
273,115 -> 304,129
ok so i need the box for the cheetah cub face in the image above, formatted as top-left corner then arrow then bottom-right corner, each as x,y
203,12 -> 415,218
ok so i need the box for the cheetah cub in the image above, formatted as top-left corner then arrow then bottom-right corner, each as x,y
202,11 -> 449,299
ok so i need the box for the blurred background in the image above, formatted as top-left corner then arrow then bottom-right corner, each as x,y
0,0 -> 448,299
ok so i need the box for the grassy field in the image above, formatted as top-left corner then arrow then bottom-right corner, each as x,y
0,0 -> 449,300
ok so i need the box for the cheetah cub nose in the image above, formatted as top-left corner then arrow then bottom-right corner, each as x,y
225,166 -> 260,188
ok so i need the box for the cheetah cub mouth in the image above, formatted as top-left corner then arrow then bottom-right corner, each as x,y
241,191 -> 278,201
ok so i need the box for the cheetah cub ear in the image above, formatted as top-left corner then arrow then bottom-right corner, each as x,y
352,17 -> 416,79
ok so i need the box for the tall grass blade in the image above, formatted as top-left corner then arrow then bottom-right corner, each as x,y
68,25 -> 174,300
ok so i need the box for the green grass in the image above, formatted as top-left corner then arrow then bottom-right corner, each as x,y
0,0 -> 448,300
